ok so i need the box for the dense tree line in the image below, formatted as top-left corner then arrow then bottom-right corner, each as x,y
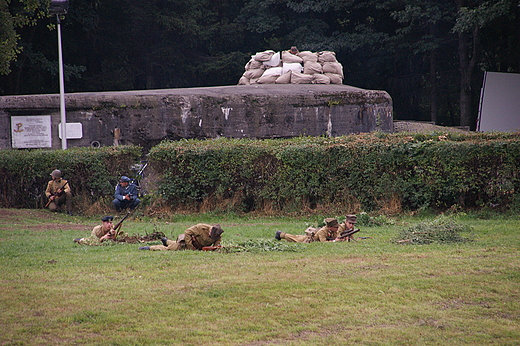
1,0 -> 519,129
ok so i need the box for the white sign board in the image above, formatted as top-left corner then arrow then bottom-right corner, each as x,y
11,115 -> 52,148
478,71 -> 520,132
58,122 -> 83,139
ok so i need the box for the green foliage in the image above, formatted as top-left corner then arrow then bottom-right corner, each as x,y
355,212 -> 395,227
0,145 -> 142,208
220,239 -> 302,253
394,215 -> 474,245
149,133 -> 520,214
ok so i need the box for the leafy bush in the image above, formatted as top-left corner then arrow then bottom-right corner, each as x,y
355,212 -> 395,226
393,216 -> 474,245
148,133 -> 520,214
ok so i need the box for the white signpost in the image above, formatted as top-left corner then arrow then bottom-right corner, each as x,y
11,115 -> 52,148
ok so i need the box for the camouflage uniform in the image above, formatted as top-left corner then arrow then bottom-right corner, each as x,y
76,224 -> 112,245
277,218 -> 340,243
149,223 -> 223,251
74,216 -> 124,246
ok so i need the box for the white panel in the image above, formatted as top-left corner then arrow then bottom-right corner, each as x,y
58,122 -> 83,139
478,72 -> 520,132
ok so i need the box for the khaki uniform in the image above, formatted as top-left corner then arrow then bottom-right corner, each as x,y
45,179 -> 72,212
150,223 -> 222,251
336,222 -> 357,241
77,225 -> 111,245
280,225 -> 339,243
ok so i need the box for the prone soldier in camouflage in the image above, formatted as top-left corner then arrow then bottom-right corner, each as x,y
74,216 -> 117,245
45,169 -> 73,216
140,223 -> 224,251
275,218 -> 340,243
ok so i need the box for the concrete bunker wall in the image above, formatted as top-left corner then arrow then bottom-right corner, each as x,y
0,84 -> 393,150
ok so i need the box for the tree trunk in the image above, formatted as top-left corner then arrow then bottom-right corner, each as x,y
457,0 -> 481,130
430,23 -> 438,125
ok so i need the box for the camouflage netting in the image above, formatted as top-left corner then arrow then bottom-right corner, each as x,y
238,47 -> 344,85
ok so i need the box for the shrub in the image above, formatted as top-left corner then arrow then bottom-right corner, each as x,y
148,133 -> 520,214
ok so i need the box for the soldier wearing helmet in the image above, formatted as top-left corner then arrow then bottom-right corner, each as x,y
45,169 -> 73,216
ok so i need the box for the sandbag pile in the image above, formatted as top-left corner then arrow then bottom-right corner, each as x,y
238,47 -> 344,85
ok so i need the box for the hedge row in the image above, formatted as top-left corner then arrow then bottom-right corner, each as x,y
0,146 -> 142,209
148,132 -> 520,213
2,132 -> 519,214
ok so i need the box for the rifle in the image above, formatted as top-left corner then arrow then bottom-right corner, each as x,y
202,245 -> 222,251
337,228 -> 360,242
112,211 -> 131,240
45,181 -> 69,208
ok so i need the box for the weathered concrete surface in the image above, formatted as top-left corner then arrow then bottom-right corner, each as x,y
0,84 -> 393,150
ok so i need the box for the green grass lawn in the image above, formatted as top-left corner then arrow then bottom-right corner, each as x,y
1,209 -> 519,345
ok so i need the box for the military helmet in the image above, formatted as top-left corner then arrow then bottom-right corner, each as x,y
50,169 -> 62,178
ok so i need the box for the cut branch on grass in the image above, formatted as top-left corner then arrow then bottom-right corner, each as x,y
394,216 -> 474,245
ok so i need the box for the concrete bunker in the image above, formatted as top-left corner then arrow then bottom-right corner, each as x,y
0,84 -> 393,150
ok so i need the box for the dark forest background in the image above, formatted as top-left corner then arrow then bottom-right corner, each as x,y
2,0 -> 519,129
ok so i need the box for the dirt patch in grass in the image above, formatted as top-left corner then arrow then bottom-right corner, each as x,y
0,208 -> 59,219
24,223 -> 90,232
0,208 -> 89,232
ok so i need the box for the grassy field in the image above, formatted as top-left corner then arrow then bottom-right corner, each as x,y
0,209 -> 519,345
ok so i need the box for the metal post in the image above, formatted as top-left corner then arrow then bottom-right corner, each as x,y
57,14 -> 67,149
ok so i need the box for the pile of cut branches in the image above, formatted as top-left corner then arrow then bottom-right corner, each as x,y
215,239 -> 303,253
394,216 -> 474,245
116,231 -> 166,244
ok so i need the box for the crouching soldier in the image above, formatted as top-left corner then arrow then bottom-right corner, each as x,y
275,218 -> 340,243
45,169 -> 73,216
140,223 -> 224,251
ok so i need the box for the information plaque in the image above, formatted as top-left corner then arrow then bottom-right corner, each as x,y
11,115 -> 52,148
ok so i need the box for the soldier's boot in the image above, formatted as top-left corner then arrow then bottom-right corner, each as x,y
161,237 -> 168,246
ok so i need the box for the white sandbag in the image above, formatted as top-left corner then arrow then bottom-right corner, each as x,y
303,61 -> 323,75
298,51 -> 318,62
243,68 -> 265,79
282,51 -> 304,63
275,71 -> 292,84
256,74 -> 278,84
290,71 -> 313,84
238,76 -> 250,85
261,67 -> 283,77
253,50 -> 275,62
324,73 -> 343,84
263,52 -> 281,67
317,51 -> 337,63
282,62 -> 303,75
322,62 -> 344,78
249,78 -> 260,84
311,74 -> 330,84
245,59 -> 264,70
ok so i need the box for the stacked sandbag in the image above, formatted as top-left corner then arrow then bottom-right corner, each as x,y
238,50 -> 280,85
238,47 -> 344,85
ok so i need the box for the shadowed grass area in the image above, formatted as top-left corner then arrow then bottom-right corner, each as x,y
0,209 -> 519,345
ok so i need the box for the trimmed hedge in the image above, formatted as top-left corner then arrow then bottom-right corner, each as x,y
149,132 -> 520,213
0,146 -> 142,209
